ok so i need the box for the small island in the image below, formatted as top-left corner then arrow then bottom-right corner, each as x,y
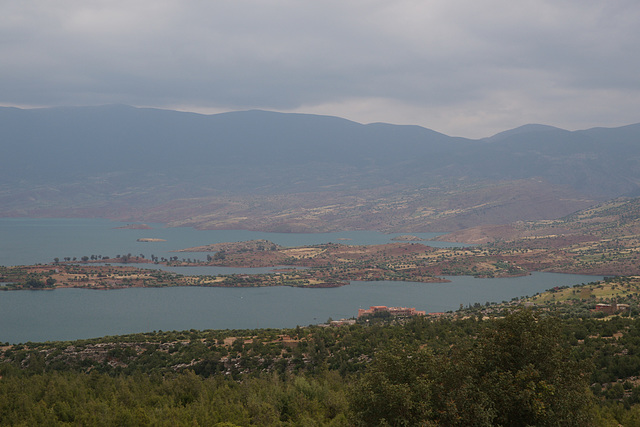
114,224 -> 153,230
391,235 -> 424,241
176,239 -> 280,253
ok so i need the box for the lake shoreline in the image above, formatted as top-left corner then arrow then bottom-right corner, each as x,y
0,272 -> 604,343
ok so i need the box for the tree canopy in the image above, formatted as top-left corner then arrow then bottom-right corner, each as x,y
350,310 -> 593,426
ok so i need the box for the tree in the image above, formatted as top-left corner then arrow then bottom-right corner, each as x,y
475,309 -> 594,426
350,310 -> 593,426
24,277 -> 45,289
350,349 -> 436,426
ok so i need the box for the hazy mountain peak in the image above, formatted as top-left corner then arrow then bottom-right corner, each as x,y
484,124 -> 566,142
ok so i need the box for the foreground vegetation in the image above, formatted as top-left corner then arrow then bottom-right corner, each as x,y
5,281 -> 640,426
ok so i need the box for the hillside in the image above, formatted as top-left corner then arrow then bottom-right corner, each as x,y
439,196 -> 640,243
2,106 -> 639,232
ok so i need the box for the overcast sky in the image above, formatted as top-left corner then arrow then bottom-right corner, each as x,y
1,1 -> 639,138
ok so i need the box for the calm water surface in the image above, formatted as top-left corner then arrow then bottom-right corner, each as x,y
0,217 -> 457,266
0,218 -> 602,343
0,272 -> 602,343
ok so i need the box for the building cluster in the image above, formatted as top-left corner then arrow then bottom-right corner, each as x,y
358,305 -> 426,318
595,302 -> 629,315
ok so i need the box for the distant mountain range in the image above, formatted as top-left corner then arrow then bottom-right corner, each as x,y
1,105 -> 639,232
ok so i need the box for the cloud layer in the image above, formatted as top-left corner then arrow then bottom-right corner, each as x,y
2,0 -> 639,137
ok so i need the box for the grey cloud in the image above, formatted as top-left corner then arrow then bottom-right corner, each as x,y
1,0 -> 639,137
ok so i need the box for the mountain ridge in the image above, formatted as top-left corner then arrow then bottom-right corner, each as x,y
1,105 -> 639,232
483,123 -> 567,142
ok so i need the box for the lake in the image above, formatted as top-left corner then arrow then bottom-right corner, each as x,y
0,217 -> 460,267
0,218 -> 602,343
0,273 -> 602,343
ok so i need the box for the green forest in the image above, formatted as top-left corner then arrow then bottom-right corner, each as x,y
4,294 -> 640,426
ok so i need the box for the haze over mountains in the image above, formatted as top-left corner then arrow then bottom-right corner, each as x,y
2,105 -> 639,232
